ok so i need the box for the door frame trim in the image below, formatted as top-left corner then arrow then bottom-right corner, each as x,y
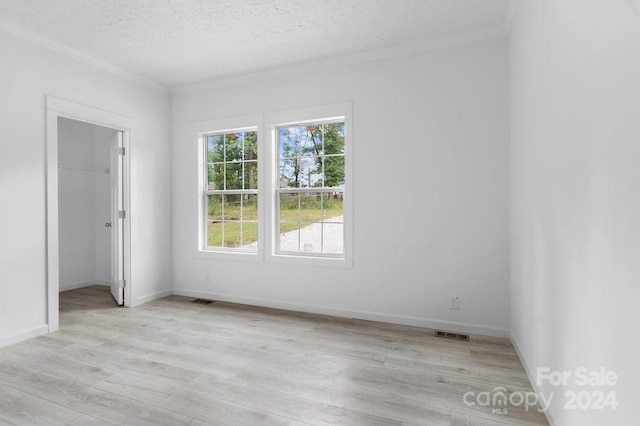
46,96 -> 134,332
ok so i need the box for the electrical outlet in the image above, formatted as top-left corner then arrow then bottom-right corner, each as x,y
450,296 -> 460,310
205,273 -> 211,285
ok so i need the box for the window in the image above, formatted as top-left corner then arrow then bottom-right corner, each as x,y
275,120 -> 345,257
203,129 -> 259,251
197,104 -> 352,265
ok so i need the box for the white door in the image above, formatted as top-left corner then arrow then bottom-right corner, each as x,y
110,132 -> 125,305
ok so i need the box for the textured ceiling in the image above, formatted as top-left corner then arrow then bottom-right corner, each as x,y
0,0 -> 510,88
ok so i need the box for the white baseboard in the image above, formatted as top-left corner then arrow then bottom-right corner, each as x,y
510,331 -> 557,426
135,288 -> 173,306
171,288 -> 510,338
0,325 -> 48,348
59,280 -> 109,292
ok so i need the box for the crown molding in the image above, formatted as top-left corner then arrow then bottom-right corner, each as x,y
0,13 -> 509,95
0,17 -> 168,93
171,26 -> 508,95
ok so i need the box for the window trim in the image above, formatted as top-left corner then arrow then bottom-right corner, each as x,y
274,120 -> 346,259
265,103 -> 353,267
194,103 -> 353,268
195,114 -> 264,261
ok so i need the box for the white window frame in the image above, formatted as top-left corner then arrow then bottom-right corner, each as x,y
194,104 -> 353,268
196,114 -> 264,261
265,103 -> 353,267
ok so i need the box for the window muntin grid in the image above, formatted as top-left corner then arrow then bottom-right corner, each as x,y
204,130 -> 258,250
275,121 -> 345,257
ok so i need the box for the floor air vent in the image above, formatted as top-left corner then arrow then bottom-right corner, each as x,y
435,330 -> 470,341
191,299 -> 215,304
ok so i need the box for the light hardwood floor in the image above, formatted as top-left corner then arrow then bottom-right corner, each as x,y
0,286 -> 548,425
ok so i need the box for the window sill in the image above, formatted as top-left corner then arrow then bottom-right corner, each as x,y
268,252 -> 353,268
196,248 -> 263,262
195,248 -> 352,268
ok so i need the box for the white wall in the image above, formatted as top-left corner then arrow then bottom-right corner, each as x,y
171,38 -> 511,336
510,0 -> 640,424
0,30 -> 172,346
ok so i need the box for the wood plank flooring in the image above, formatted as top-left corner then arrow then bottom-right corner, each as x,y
0,286 -> 548,425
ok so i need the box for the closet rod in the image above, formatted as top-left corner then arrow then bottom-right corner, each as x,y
58,165 -> 110,174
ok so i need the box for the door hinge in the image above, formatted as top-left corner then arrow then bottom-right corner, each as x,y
119,279 -> 126,289
118,147 -> 125,156
118,210 -> 126,219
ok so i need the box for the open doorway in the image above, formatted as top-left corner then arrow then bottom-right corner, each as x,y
57,118 -> 125,305
46,96 -> 133,332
